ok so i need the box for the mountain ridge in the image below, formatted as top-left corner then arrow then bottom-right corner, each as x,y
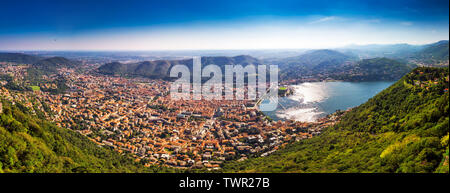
97,55 -> 262,78
0,53 -> 42,64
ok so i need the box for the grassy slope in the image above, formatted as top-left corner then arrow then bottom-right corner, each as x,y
223,67 -> 449,173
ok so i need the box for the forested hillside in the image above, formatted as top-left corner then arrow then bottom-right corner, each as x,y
275,51 -> 413,82
277,49 -> 354,80
0,100 -> 174,173
0,54 -> 81,94
223,67 -> 449,173
412,40 -> 449,65
0,53 -> 41,64
97,55 -> 261,79
331,57 -> 414,81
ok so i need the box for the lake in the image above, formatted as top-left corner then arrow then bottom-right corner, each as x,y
261,81 -> 395,122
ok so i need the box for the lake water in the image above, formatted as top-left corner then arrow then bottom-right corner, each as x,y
261,81 -> 395,122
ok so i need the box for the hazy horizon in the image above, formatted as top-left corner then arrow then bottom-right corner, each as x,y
1,39 -> 448,53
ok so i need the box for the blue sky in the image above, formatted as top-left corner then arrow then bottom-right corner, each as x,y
0,0 -> 448,50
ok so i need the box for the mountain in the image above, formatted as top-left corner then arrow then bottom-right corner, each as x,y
0,99 -> 173,173
411,40 -> 449,65
278,49 -> 354,68
32,56 -> 80,71
339,43 -> 424,59
0,53 -> 42,64
201,55 -> 261,66
223,67 -> 449,173
98,60 -> 174,78
0,54 -> 80,94
26,57 -> 81,93
99,52 -> 413,82
331,57 -> 414,81
0,53 -> 80,77
338,40 -> 450,65
97,55 -> 262,78
268,49 -> 356,81
0,53 -> 80,72
275,49 -> 413,81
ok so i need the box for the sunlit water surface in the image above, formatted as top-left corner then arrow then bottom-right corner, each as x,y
261,81 -> 395,122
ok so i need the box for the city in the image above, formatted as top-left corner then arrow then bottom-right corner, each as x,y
0,60 -> 341,169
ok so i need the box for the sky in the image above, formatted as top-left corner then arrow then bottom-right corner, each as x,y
0,0 -> 448,51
